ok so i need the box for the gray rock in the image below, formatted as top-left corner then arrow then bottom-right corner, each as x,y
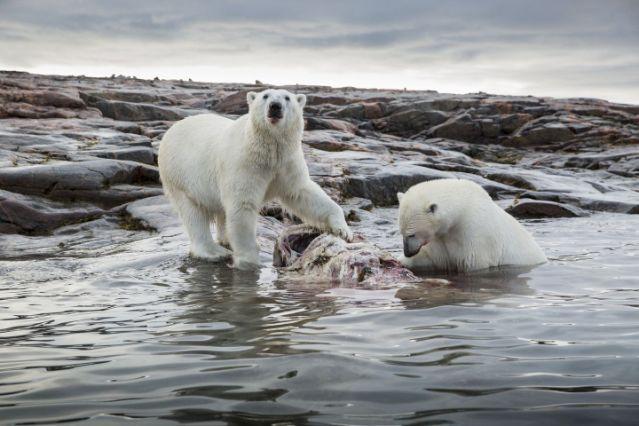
427,113 -> 482,142
86,147 -> 156,165
375,109 -> 448,137
81,93 -> 185,121
499,113 -> 534,133
509,121 -> 575,146
608,157 -> 639,177
342,165 -> 452,206
212,90 -> 249,114
0,189 -> 104,235
304,117 -> 358,133
506,199 -> 586,218
332,102 -> 387,120
0,159 -> 159,206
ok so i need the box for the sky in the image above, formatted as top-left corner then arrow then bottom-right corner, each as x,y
1,0 -> 638,103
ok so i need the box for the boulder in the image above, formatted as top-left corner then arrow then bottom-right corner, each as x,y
0,159 -> 159,206
508,120 -> 575,146
426,113 -> 482,142
332,102 -> 386,120
0,189 -> 104,235
212,90 -> 250,114
305,117 -> 358,133
80,93 -> 184,121
506,199 -> 587,218
86,147 -> 156,165
342,165 -> 452,206
374,109 -> 448,137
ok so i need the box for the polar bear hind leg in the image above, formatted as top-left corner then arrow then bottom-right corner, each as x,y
214,212 -> 230,248
170,190 -> 231,261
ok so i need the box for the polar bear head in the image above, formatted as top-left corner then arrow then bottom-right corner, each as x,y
397,179 -> 484,257
246,89 -> 306,135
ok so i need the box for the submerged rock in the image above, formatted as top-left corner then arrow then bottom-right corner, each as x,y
273,225 -> 419,285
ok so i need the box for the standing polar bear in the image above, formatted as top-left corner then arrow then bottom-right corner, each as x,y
158,89 -> 352,270
398,179 -> 546,272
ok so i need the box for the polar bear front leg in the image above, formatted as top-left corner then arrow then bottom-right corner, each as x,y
280,180 -> 353,242
226,202 -> 261,270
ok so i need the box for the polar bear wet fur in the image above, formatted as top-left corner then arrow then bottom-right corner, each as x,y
158,89 -> 352,269
398,179 -> 546,272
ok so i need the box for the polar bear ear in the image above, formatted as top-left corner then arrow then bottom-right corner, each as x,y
246,91 -> 257,105
296,94 -> 306,108
397,192 -> 404,202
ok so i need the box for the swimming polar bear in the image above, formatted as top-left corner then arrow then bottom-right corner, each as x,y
158,89 -> 352,270
398,179 -> 546,272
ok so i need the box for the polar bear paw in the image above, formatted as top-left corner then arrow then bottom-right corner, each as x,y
232,255 -> 261,271
328,214 -> 354,242
190,244 -> 232,262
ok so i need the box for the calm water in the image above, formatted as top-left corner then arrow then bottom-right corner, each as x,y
1,211 -> 639,425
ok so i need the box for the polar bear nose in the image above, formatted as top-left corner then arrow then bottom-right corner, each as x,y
269,102 -> 282,112
267,102 -> 283,119
403,235 -> 425,257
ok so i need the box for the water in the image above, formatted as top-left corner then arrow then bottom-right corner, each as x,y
1,211 -> 639,425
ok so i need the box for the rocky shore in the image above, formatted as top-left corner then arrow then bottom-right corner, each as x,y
1,70 -> 638,264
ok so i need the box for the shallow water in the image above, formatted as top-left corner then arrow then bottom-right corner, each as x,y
1,212 -> 639,425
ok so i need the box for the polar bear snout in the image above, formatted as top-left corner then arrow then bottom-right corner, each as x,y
267,101 -> 283,122
403,234 -> 427,257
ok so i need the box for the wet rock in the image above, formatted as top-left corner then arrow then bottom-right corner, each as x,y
519,190 -> 639,214
411,97 -> 480,112
121,195 -> 178,232
85,147 -> 156,165
342,165 -> 452,206
479,118 -> 501,138
306,94 -> 356,106
303,131 -> 387,153
0,90 -> 86,109
304,117 -> 358,133
483,172 -> 537,190
80,93 -> 185,121
0,159 -> 159,206
212,90 -> 250,114
273,225 -> 419,285
82,91 -> 168,104
0,189 -> 104,235
332,102 -> 387,120
499,113 -> 534,133
506,199 -> 586,218
426,113 -> 482,142
607,157 -> 639,177
508,120 -> 575,146
374,109 -> 448,137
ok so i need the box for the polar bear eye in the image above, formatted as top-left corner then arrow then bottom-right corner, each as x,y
285,96 -> 290,101
263,94 -> 269,99
428,204 -> 438,214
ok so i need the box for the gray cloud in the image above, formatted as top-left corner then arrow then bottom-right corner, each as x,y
1,0 -> 638,102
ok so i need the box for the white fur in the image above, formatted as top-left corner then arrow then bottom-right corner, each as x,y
158,88 -> 352,269
398,179 -> 547,272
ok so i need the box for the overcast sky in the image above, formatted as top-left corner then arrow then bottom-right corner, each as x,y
1,0 -> 638,103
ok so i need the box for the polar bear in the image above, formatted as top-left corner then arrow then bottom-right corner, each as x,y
397,179 -> 546,272
158,88 -> 352,270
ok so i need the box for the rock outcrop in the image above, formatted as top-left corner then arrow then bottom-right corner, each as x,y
1,70 -> 638,249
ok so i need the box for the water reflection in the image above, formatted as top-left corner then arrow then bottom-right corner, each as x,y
397,266 -> 535,309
